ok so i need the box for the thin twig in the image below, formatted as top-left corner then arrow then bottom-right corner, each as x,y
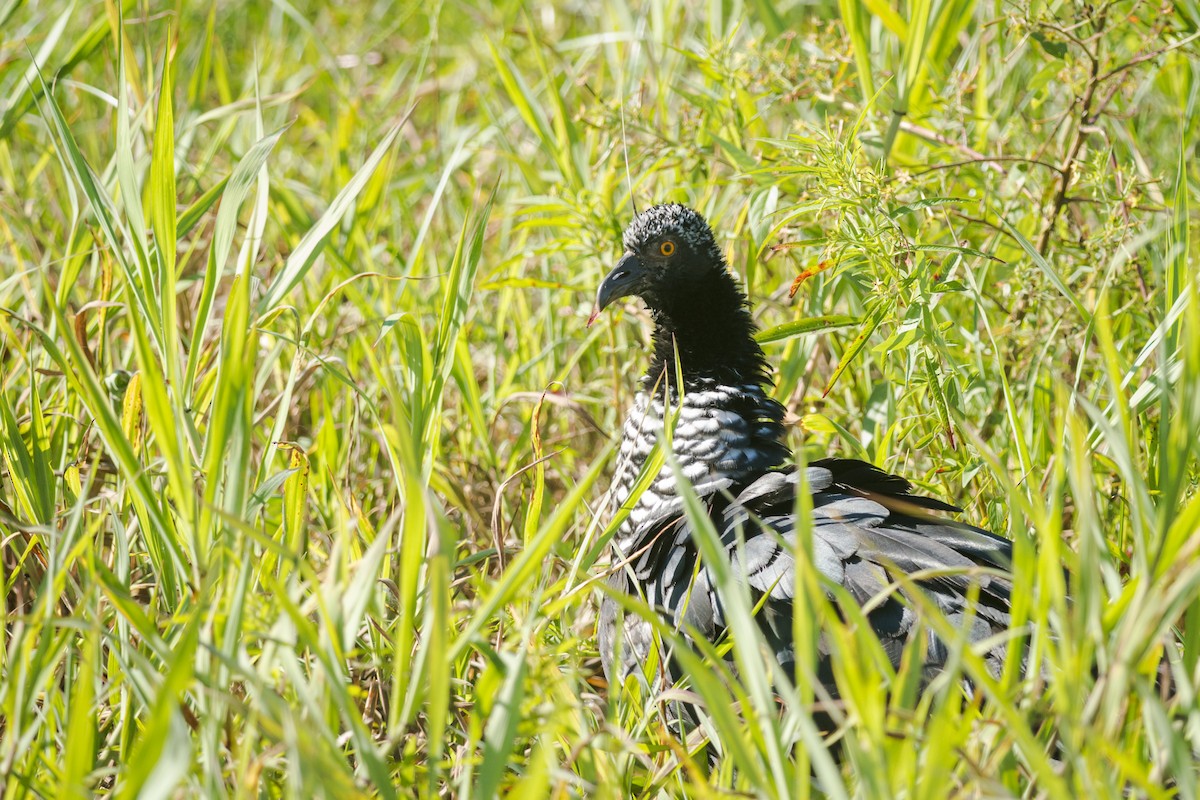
489,448 -> 567,571
905,156 -> 1065,180
1098,30 -> 1200,83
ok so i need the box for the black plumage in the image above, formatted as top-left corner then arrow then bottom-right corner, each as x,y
592,203 -> 1017,710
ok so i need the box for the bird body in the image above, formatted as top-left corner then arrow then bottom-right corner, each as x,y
592,203 -> 1016,705
607,378 -> 788,559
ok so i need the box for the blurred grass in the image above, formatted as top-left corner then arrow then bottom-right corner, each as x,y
0,0 -> 1198,796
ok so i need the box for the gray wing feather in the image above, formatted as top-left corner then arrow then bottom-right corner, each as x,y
600,458 -> 1016,693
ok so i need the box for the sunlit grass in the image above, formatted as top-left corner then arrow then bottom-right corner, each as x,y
0,1 -> 1198,796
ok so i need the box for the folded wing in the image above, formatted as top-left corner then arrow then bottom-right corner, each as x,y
600,458 -> 1016,692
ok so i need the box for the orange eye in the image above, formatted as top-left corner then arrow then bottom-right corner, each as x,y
659,240 -> 676,257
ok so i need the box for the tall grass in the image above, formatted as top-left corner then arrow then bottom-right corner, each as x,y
0,0 -> 1197,796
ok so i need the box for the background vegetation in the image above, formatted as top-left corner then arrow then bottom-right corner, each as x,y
1,0 -> 1198,796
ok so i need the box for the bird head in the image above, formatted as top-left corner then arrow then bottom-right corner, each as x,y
588,203 -> 764,385
588,204 -> 728,326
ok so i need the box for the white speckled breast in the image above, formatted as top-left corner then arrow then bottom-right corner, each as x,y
606,379 -> 787,557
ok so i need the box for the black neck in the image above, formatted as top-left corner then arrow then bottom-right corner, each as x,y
644,269 -> 770,391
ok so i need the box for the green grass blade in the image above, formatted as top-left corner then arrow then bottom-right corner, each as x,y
1003,217 -> 1091,322
756,313 -> 859,344
256,118 -> 407,317
149,29 -> 179,363
184,124 -> 288,401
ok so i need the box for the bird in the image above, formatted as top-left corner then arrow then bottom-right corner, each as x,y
590,203 -> 1016,721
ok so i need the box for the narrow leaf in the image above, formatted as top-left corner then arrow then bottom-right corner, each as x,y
257,119 -> 407,315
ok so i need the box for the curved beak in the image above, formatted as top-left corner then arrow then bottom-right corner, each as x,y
588,252 -> 645,326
